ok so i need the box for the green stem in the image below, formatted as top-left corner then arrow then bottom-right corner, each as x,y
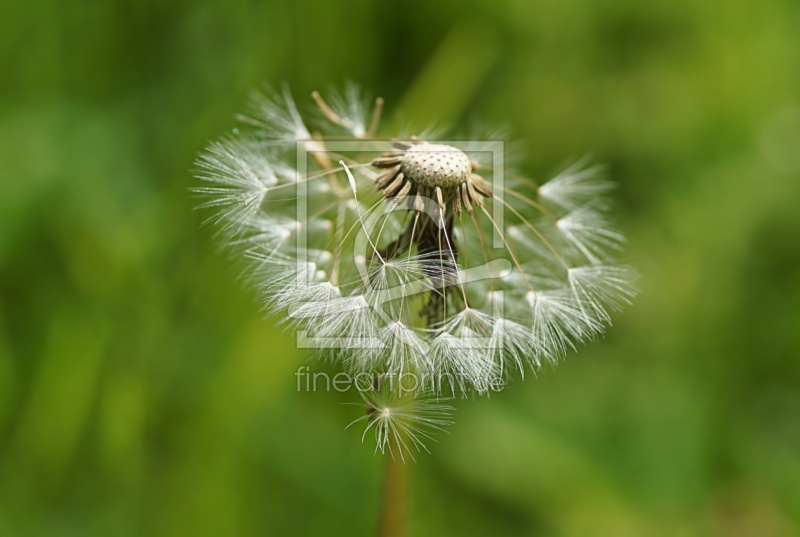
377,442 -> 408,537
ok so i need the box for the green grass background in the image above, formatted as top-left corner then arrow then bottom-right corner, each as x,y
1,0 -> 799,535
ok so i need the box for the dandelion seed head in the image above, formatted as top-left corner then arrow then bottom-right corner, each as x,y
194,83 -> 637,402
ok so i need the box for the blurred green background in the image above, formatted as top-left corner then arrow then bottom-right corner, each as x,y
1,0 -> 799,535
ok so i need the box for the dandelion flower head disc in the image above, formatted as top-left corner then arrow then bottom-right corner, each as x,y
399,143 -> 472,188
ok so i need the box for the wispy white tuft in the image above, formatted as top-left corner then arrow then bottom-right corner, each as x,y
239,85 -> 311,143
489,318 -> 535,376
194,139 -> 279,232
280,281 -> 342,321
321,82 -> 369,138
234,213 -> 297,254
346,385 -> 454,461
374,322 -> 433,381
246,254 -> 318,298
539,157 -> 613,210
307,295 -> 379,350
528,290 -> 601,361
568,266 -> 637,324
556,205 -> 625,265
429,310 -> 499,393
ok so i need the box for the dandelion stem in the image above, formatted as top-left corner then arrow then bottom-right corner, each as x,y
378,434 -> 408,537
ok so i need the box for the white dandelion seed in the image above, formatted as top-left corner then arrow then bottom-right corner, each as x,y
556,204 -> 625,265
489,318 -> 535,377
568,265 -> 638,324
538,157 -> 613,210
194,138 -> 279,232
313,81 -> 371,138
345,382 -> 454,461
239,85 -> 311,143
372,321 -> 432,380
